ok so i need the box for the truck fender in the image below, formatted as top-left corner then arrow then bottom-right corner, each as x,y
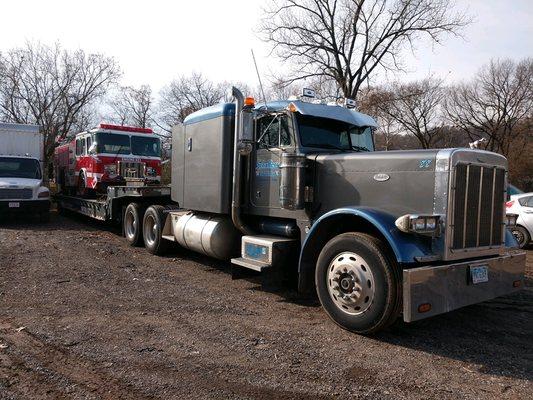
297,207 -> 433,293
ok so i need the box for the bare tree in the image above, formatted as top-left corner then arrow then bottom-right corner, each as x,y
0,42 -> 120,175
262,0 -> 470,98
109,85 -> 153,128
386,78 -> 444,148
359,87 -> 400,150
156,73 -> 226,133
444,58 -> 533,156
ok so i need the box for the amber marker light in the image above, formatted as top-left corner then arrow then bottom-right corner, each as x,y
244,97 -> 255,107
287,103 -> 297,112
418,303 -> 432,313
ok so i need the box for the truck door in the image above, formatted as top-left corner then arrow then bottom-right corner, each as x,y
251,113 -> 292,208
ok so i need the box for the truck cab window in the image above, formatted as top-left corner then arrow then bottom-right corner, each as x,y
75,139 -> 82,156
86,136 -> 92,154
257,114 -> 291,149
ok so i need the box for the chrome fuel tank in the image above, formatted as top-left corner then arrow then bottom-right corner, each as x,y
172,212 -> 240,260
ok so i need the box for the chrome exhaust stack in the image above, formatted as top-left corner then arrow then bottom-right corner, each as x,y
231,87 -> 254,235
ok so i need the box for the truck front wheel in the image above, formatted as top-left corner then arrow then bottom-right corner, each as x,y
143,205 -> 169,255
124,202 -> 143,246
315,232 -> 401,334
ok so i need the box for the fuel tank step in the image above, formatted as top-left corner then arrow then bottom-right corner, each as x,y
230,235 -> 298,272
231,257 -> 271,272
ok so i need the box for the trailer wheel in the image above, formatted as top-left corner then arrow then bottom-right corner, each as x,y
315,232 -> 401,334
124,202 -> 143,246
143,205 -> 169,255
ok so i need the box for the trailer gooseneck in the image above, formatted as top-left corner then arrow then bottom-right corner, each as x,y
55,87 -> 526,334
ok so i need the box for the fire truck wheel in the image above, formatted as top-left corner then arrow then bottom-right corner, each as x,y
315,232 -> 401,335
143,205 -> 169,255
124,202 -> 144,247
77,170 -> 88,197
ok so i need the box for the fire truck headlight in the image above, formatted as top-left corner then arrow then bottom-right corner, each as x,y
104,164 -> 117,175
146,166 -> 157,176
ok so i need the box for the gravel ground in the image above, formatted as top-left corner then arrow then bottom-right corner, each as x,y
0,211 -> 532,400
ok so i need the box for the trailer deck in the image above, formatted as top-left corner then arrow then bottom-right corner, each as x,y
55,185 -> 172,221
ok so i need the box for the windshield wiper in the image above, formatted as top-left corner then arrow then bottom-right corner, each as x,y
305,143 -> 348,152
351,145 -> 371,152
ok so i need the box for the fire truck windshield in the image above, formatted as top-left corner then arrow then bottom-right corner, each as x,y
131,136 -> 161,157
95,133 -> 131,154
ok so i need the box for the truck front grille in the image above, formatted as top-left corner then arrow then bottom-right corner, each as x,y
118,162 -> 145,179
0,188 -> 32,200
451,164 -> 505,250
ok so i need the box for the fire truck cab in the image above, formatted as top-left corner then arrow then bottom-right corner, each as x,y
55,123 -> 162,196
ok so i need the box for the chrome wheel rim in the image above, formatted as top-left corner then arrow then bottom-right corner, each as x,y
512,228 -> 525,246
144,214 -> 157,246
125,211 -> 137,240
326,251 -> 375,315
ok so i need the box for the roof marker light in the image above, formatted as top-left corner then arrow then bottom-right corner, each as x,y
302,88 -> 316,98
98,123 -> 153,134
344,98 -> 357,109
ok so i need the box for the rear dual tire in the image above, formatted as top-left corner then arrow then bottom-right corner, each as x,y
315,232 -> 401,334
124,202 -> 144,246
143,205 -> 169,255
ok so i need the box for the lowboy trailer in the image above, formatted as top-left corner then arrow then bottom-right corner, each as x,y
54,87 -> 526,334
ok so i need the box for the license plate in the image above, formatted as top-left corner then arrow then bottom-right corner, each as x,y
8,202 -> 20,208
470,265 -> 489,284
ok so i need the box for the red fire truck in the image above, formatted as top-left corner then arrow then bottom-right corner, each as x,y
55,123 -> 162,196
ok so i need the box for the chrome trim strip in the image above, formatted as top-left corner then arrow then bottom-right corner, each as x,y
462,164 -> 470,249
476,166 -> 484,247
489,167 -> 496,245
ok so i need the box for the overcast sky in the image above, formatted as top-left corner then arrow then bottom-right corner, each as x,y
1,0 -> 532,93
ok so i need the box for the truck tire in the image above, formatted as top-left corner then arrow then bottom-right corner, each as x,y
124,202 -> 143,247
143,205 -> 169,255
315,232 -> 401,334
77,170 -> 88,197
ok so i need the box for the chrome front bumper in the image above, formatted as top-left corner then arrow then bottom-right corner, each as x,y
403,251 -> 526,322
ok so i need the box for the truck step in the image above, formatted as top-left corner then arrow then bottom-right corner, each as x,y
231,257 -> 271,272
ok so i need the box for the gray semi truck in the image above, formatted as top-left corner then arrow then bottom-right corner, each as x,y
56,87 -> 526,334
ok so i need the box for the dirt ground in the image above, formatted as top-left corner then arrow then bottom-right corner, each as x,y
0,211 -> 532,400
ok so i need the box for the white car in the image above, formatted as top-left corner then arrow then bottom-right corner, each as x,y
506,193 -> 533,248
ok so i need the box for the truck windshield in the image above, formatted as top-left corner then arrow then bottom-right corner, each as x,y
131,136 -> 161,157
95,133 -> 131,154
297,114 -> 374,152
0,157 -> 41,179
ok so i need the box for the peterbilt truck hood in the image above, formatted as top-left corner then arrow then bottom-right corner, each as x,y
311,149 -> 440,217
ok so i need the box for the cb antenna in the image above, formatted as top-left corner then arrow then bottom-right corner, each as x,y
251,49 -> 268,112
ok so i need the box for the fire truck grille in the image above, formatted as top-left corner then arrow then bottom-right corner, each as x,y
0,188 -> 33,200
118,162 -> 145,179
451,163 -> 505,250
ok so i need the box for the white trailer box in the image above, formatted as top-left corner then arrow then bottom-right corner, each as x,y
0,123 -> 43,160
0,122 -> 50,221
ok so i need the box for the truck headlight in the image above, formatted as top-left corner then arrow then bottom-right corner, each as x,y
104,164 -> 117,175
145,166 -> 157,176
395,214 -> 441,235
505,214 -> 518,227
